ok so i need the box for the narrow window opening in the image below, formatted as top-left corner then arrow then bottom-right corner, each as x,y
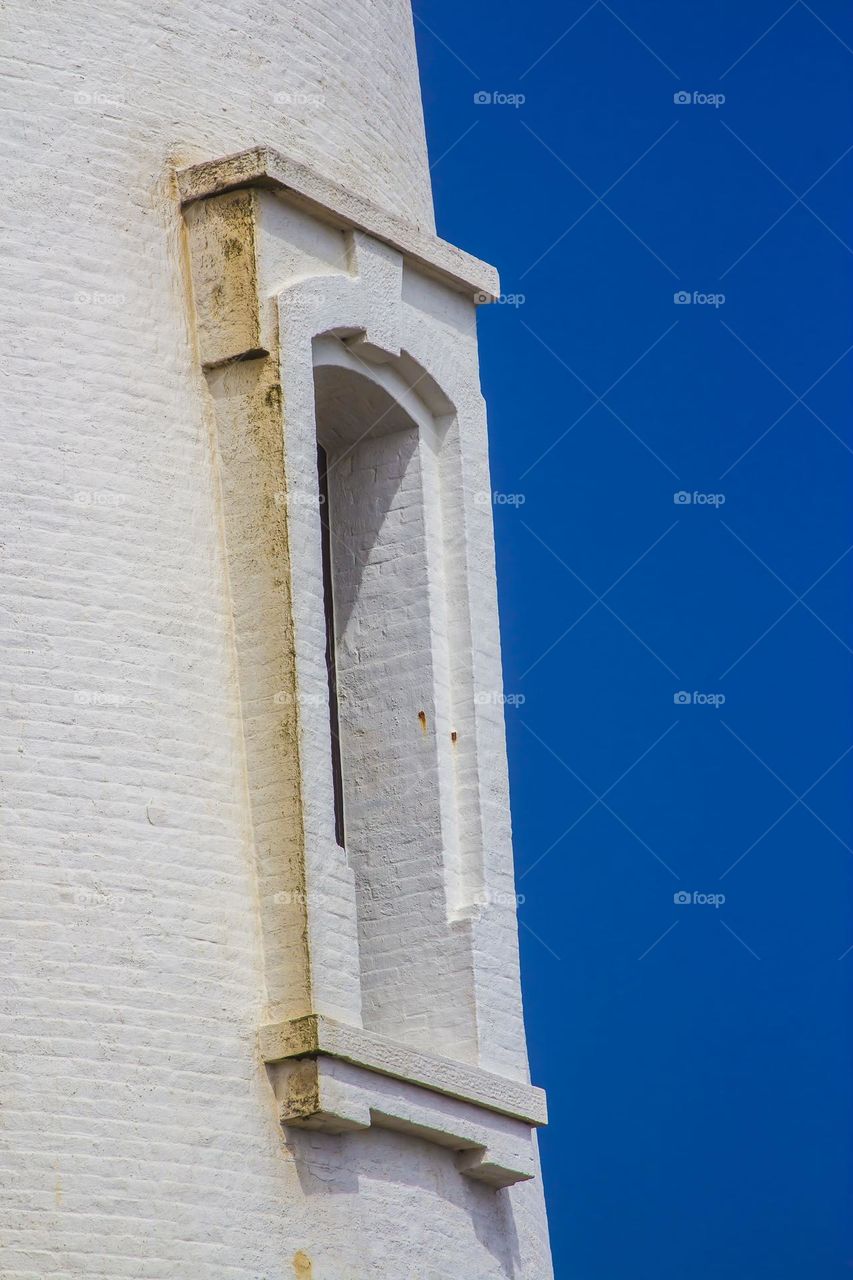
317,443 -> 346,848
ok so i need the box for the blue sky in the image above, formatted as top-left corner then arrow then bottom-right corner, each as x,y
413,2 -> 852,1275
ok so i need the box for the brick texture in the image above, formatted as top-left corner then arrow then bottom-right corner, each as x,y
0,4 -> 553,1276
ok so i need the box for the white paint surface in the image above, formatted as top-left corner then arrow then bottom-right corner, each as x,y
0,3 -> 554,1276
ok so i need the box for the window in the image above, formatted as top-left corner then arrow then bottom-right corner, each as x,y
317,443 -> 346,849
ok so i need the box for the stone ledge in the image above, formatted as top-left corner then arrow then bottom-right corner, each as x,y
268,1055 -> 538,1189
260,1014 -> 547,1127
177,146 -> 500,303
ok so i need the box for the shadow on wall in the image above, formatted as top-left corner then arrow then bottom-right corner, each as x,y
286,1125 -> 522,1276
313,360 -> 420,636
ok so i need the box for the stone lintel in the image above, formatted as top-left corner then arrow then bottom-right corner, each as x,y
177,146 -> 500,304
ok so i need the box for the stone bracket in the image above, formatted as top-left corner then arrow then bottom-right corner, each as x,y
268,1054 -> 539,1189
183,187 -> 274,369
262,1015 -> 545,1187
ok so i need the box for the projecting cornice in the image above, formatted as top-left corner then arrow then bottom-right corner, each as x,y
177,146 -> 500,304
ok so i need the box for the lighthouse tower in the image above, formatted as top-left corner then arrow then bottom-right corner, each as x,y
0,3 -> 553,1277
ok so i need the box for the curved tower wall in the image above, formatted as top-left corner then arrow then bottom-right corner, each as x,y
0,4 -> 554,1278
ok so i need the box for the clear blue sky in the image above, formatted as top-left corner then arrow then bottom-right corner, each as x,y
413,2 -> 852,1275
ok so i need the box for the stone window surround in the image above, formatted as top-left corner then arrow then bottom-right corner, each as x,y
180,147 -> 546,1190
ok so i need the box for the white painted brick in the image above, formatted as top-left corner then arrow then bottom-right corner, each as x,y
0,3 -> 552,1276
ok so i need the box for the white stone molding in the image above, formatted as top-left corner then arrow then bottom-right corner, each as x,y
181,156 -> 545,1188
178,146 -> 500,304
261,1014 -> 547,1124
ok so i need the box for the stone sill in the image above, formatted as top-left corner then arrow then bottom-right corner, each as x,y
262,1016 -> 547,1189
260,1014 -> 547,1126
177,146 -> 500,303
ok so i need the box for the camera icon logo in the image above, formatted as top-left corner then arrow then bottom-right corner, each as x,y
474,91 -> 492,105
674,290 -> 692,304
673,91 -> 692,105
673,690 -> 692,705
673,490 -> 692,505
673,891 -> 692,904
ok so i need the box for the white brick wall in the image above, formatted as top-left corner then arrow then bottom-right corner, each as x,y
0,4 -> 553,1276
